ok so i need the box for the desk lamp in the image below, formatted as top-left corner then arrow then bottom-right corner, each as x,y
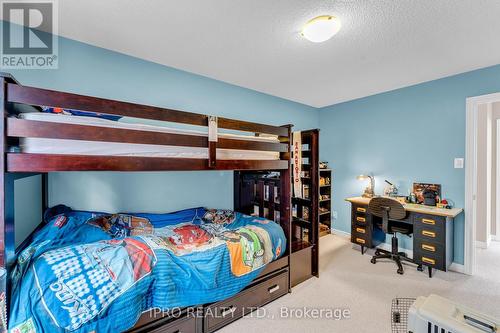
357,174 -> 374,198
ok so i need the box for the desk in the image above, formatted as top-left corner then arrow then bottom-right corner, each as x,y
345,197 -> 463,277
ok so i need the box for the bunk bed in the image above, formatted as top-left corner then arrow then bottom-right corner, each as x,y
0,73 -> 292,333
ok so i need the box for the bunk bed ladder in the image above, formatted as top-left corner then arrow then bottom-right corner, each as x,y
208,116 -> 217,168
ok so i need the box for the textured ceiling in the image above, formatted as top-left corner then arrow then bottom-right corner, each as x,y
51,1 -> 500,107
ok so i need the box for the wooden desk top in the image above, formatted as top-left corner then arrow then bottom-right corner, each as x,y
345,196 -> 463,218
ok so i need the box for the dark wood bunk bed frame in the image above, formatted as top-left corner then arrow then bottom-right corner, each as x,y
0,73 -> 292,333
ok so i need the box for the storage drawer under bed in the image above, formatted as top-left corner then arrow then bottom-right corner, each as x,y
204,269 -> 289,332
127,308 -> 202,333
128,259 -> 289,333
148,315 -> 199,333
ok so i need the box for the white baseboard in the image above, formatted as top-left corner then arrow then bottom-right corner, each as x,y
332,228 -> 351,238
449,263 -> 466,274
492,234 -> 500,242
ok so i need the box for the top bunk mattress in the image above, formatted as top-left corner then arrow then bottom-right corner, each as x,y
17,113 -> 281,160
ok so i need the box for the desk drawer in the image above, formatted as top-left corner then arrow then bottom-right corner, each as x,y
352,237 -> 367,246
205,270 -> 288,332
414,248 -> 445,271
351,233 -> 370,247
354,215 -> 368,225
415,227 -> 445,244
354,206 -> 368,217
414,214 -> 445,233
414,239 -> 445,258
353,226 -> 368,236
352,204 -> 368,217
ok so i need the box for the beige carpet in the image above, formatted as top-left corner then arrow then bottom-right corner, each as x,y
219,234 -> 500,333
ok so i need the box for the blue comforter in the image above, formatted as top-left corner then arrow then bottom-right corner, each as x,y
9,206 -> 286,332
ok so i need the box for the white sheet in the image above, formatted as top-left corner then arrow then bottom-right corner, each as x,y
18,113 -> 280,160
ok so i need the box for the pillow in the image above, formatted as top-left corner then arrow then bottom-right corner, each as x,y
202,209 -> 235,225
42,106 -> 121,121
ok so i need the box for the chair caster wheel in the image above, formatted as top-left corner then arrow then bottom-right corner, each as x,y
370,258 -> 376,264
397,269 -> 404,275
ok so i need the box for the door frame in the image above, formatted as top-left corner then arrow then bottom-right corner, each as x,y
465,92 -> 500,275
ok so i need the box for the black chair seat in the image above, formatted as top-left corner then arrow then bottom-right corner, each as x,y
390,226 -> 411,235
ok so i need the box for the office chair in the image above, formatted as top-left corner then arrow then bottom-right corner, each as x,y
369,197 -> 414,275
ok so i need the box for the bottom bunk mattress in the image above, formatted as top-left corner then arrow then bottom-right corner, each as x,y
9,206 -> 286,333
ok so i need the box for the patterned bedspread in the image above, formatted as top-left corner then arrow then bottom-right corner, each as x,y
9,206 -> 286,333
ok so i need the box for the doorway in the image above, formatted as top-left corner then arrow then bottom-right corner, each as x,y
465,93 -> 500,275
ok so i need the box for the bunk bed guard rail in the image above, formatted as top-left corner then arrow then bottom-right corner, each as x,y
1,76 -> 292,172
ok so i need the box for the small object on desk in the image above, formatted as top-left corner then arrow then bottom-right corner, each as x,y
441,198 -> 455,209
357,174 -> 375,198
395,196 -> 407,204
423,188 -> 438,206
383,180 -> 399,197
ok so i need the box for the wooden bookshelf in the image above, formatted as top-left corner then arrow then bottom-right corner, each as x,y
319,168 -> 332,237
290,129 -> 319,287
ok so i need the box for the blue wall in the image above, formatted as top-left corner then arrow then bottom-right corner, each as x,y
7,29 -> 500,264
6,35 -> 318,240
319,64 -> 500,264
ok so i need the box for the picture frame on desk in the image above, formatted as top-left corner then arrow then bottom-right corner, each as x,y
413,183 -> 441,204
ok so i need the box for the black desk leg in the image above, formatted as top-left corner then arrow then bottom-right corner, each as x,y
361,245 -> 365,255
417,264 -> 423,272
428,266 -> 433,278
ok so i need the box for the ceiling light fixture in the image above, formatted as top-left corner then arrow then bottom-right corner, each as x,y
301,15 -> 341,43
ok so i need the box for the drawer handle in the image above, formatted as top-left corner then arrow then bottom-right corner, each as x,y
422,230 -> 436,238
356,207 -> 366,213
356,217 -> 366,223
221,306 -> 236,317
421,244 -> 436,252
356,238 -> 365,244
422,257 -> 435,265
356,227 -> 366,234
422,218 -> 436,225
268,284 -> 280,294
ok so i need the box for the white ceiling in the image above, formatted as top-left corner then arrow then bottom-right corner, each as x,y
54,1 -> 500,107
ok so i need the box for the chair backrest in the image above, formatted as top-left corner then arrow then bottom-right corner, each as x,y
368,197 -> 406,233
